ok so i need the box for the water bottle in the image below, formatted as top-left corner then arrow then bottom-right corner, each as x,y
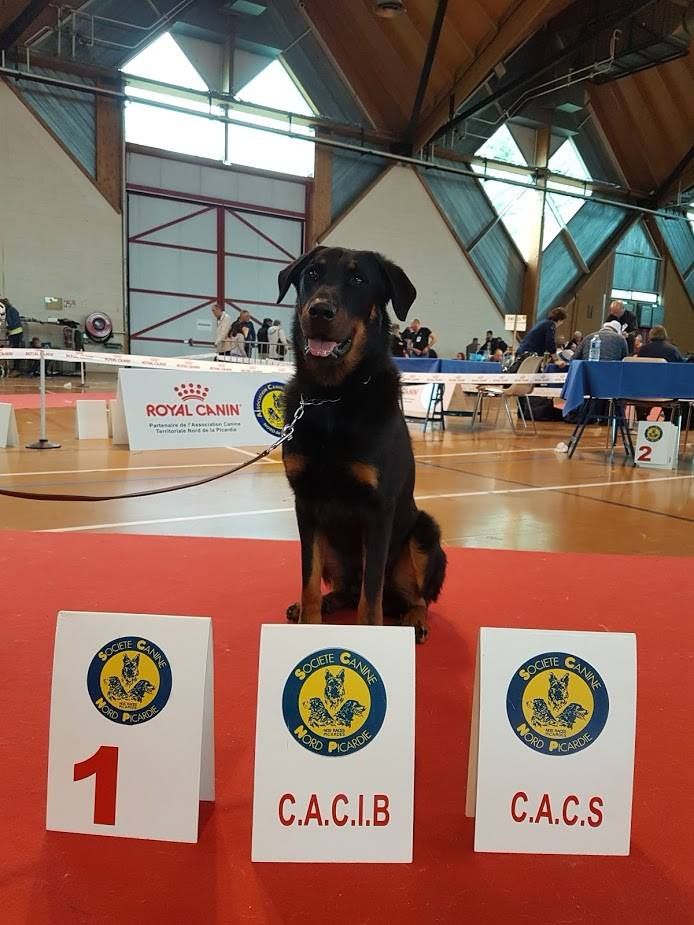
588,335 -> 601,361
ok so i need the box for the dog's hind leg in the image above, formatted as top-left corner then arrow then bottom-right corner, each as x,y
388,530 -> 442,644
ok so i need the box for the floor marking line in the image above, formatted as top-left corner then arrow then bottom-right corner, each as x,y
42,506 -> 295,533
0,457 -> 281,480
40,473 -> 694,533
415,473 -> 694,501
1,444 -> 608,480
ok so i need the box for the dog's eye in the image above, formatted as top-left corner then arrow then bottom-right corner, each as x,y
349,274 -> 364,286
306,267 -> 319,281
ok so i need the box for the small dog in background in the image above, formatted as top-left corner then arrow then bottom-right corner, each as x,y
277,246 -> 446,642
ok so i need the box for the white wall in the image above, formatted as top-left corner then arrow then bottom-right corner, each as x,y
321,165 -> 504,357
0,82 -> 124,338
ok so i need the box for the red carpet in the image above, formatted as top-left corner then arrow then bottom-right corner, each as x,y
0,531 -> 692,925
0,391 -> 115,410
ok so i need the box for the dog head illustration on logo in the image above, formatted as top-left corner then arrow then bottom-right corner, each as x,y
507,652 -> 609,756
547,672 -> 569,710
323,668 -> 345,712
283,648 -> 386,757
253,381 -> 286,436
87,637 -> 173,726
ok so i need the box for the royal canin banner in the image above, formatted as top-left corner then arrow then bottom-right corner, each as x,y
118,368 -> 290,451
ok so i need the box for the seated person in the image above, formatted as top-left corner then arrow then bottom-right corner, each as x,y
638,325 -> 683,362
572,320 -> 627,361
26,336 -> 42,376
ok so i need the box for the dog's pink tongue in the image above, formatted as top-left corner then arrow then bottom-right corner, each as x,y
307,338 -> 338,358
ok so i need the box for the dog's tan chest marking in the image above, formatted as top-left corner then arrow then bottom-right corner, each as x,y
350,462 -> 379,488
283,454 -> 306,479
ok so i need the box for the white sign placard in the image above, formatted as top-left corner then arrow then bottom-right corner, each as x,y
467,627 -> 636,856
635,421 -> 679,469
252,625 -> 415,863
46,611 -> 214,843
0,402 -> 19,448
505,314 -> 527,332
119,367 -> 290,451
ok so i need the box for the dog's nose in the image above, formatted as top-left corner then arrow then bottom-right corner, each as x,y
308,301 -> 336,321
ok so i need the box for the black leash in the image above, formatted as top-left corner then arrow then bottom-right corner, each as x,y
0,394 -> 340,503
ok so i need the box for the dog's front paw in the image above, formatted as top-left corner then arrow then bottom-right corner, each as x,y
286,602 -> 300,623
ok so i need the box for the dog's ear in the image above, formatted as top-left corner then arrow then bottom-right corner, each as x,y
375,253 -> 416,321
277,246 -> 327,304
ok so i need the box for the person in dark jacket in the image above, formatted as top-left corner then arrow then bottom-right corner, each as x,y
639,325 -> 683,362
1,298 -> 23,347
606,300 -> 638,354
256,318 -> 272,358
516,307 -> 567,360
1,297 -> 24,376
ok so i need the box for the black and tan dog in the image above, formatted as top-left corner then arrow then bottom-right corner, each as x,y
277,246 -> 446,643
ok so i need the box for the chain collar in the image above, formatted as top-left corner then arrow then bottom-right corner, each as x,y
275,376 -> 372,449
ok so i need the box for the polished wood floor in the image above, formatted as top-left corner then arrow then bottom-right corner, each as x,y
1,373 -> 693,555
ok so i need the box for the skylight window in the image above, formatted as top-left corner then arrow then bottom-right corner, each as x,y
543,139 -> 592,248
229,59 -> 316,177
472,126 -> 538,261
472,127 -> 594,259
122,33 -> 225,161
121,35 -> 316,176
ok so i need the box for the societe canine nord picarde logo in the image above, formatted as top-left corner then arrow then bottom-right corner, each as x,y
145,382 -> 241,418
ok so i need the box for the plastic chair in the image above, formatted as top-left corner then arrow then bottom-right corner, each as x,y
471,355 -> 543,434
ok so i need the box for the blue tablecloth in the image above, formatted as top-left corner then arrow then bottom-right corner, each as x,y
394,358 -> 501,375
561,360 -> 694,416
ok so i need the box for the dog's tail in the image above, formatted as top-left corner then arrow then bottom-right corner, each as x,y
412,509 -> 447,603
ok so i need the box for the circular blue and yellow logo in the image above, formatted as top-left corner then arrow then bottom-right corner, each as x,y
87,637 -> 172,725
282,648 -> 387,757
644,424 -> 663,442
253,381 -> 285,436
506,652 -> 609,756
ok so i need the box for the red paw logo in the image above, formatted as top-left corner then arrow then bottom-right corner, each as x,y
174,382 -> 209,402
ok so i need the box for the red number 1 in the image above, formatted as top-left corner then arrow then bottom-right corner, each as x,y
73,746 -> 119,825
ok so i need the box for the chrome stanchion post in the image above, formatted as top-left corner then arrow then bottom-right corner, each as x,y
26,350 -> 61,449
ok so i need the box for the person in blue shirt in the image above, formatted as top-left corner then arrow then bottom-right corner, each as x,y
516,307 -> 566,360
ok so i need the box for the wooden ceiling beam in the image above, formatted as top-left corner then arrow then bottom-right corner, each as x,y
301,0 -> 413,133
0,0 -> 52,51
589,82 -> 655,193
412,0 -> 567,150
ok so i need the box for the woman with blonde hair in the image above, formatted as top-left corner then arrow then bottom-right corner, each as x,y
639,325 -> 683,362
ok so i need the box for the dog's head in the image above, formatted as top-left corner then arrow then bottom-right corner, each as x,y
277,246 -> 416,382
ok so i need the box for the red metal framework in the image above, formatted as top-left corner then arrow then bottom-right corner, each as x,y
127,186 -> 305,349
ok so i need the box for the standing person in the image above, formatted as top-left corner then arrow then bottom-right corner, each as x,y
257,318 -> 272,358
606,300 -> 638,353
391,323 -> 406,357
268,319 -> 288,360
229,322 -> 248,359
516,307 -> 567,361
401,321 -> 417,355
573,320 -> 627,361
237,310 -> 256,357
212,302 -> 232,356
1,297 -> 24,377
639,325 -> 683,362
480,330 -> 508,356
410,319 -> 437,357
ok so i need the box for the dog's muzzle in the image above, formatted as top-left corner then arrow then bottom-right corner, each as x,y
303,335 -> 353,359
